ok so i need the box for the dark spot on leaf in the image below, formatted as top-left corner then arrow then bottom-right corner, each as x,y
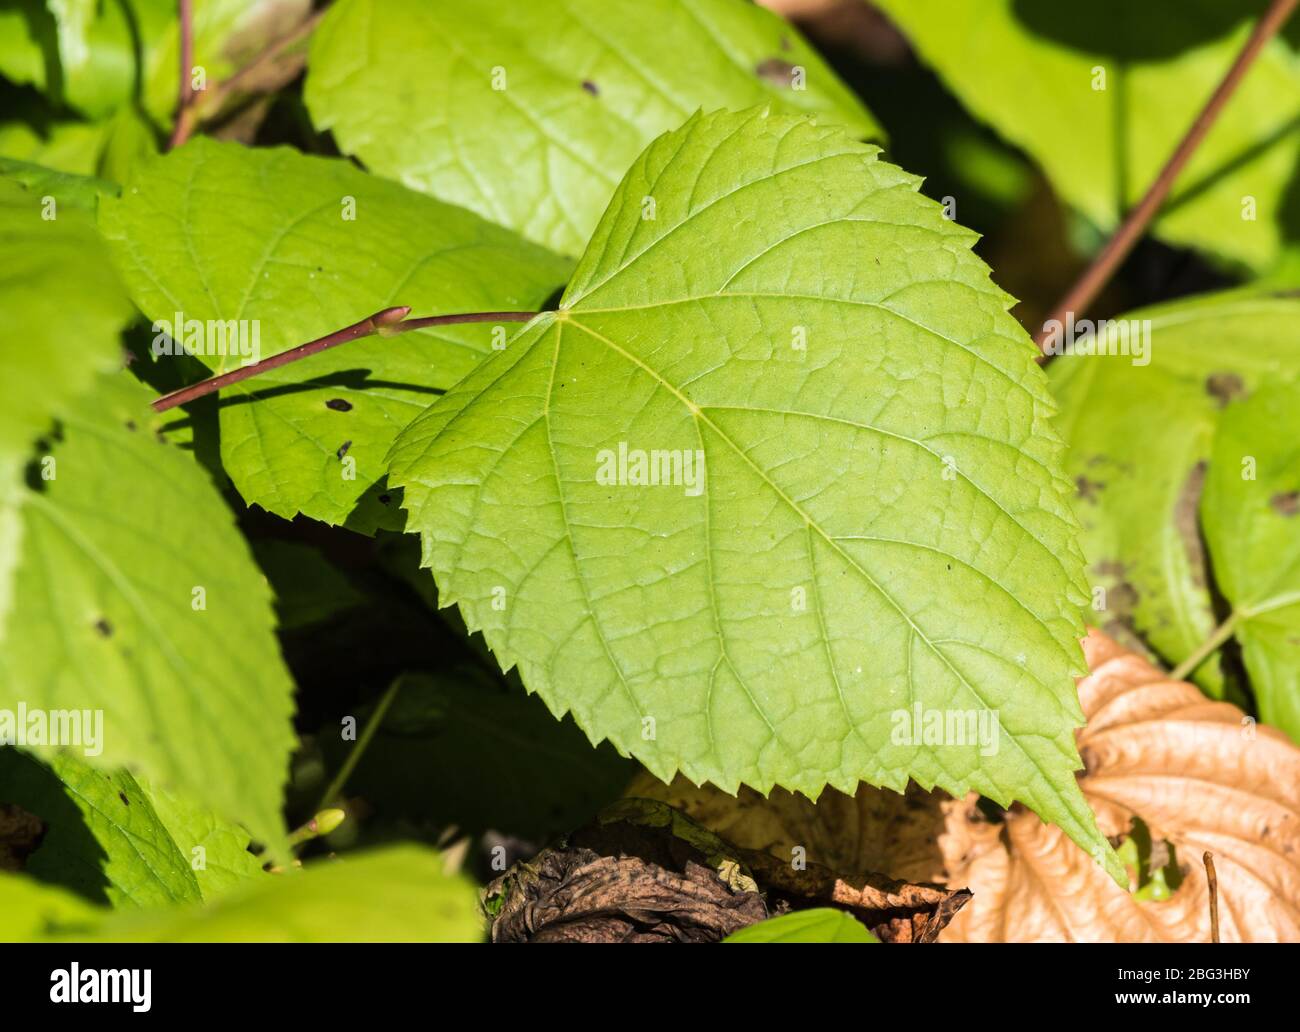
118,792 -> 129,806
93,617 -> 113,637
1075,474 -> 1105,503
1271,491 -> 1299,517
1205,372 -> 1245,408
581,79 -> 599,96
755,57 -> 797,87
325,398 -> 353,412
378,493 -> 391,505
337,441 -> 351,460
124,420 -> 137,432
1108,581 -> 1139,618
780,34 -> 791,52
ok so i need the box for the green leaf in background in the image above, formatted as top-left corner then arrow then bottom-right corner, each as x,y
723,907 -> 879,943
0,870 -> 102,942
0,372 -> 295,851
135,0 -> 316,125
0,80 -> 159,187
252,539 -> 365,631
99,139 -> 571,529
0,1 -> 57,95
873,0 -> 1300,271
1202,381 -> 1300,741
388,108 -> 1124,883
1048,290 -> 1300,696
321,669 -> 633,841
93,106 -> 161,186
0,0 -> 312,123
0,749 -> 261,908
0,117 -> 108,180
0,846 -> 482,942
305,0 -> 882,256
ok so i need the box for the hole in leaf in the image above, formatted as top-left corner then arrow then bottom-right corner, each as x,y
1115,817 -> 1183,900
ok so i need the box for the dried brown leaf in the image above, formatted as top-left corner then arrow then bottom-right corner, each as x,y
940,629 -> 1300,942
485,799 -> 967,942
627,772 -> 948,885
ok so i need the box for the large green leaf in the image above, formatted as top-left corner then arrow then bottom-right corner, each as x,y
0,846 -> 481,942
1048,290 -> 1300,694
0,750 -> 261,908
873,0 -> 1300,271
304,0 -> 881,256
1202,381 -> 1300,741
388,108 -> 1122,882
723,907 -> 879,943
0,118 -> 108,179
0,171 -> 132,646
99,139 -> 571,529
0,372 -> 295,851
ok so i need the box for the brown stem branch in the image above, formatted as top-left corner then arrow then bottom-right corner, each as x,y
150,308 -> 539,412
1034,0 -> 1299,359
165,0 -> 195,150
1204,851 -> 1220,943
167,5 -> 330,150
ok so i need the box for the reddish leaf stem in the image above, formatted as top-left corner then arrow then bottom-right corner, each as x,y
1204,851 -> 1220,943
1034,0 -> 1299,358
150,309 -> 539,412
166,0 -> 195,150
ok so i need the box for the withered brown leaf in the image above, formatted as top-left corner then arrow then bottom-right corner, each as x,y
941,629 -> 1300,942
485,798 -> 968,942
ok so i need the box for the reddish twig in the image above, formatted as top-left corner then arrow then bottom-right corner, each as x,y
150,309 -> 539,412
166,0 -> 195,149
167,5 -> 329,150
1204,851 -> 1221,943
1034,0 -> 1299,358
